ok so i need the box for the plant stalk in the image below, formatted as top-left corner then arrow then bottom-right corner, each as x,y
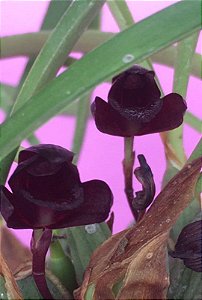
123,137 -> 138,220
31,229 -> 53,299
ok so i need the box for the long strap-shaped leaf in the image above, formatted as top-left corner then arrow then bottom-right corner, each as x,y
0,1 -> 200,161
0,0 -> 104,184
11,0 -> 104,113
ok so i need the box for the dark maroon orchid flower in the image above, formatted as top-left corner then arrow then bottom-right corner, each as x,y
169,220 -> 202,272
91,65 -> 187,137
0,144 -> 113,229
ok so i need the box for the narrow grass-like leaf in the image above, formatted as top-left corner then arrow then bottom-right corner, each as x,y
49,240 -> 77,294
0,1 -> 201,162
168,138 -> 202,299
168,32 -> 200,238
0,84 -> 16,115
8,1 -> 73,157
14,0 -> 73,102
71,93 -> 90,164
41,0 -> 73,30
187,138 -> 202,163
2,31 -> 201,79
11,0 -> 105,113
17,274 -> 71,300
166,32 -> 199,166
184,111 -> 201,132
66,223 -> 111,285
71,12 -> 100,164
0,0 -> 104,184
107,0 -> 154,74
168,260 -> 202,300
107,0 -> 134,28
151,47 -> 201,79
0,31 -> 113,58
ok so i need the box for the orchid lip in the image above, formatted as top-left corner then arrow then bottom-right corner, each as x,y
20,188 -> 84,211
109,98 -> 163,122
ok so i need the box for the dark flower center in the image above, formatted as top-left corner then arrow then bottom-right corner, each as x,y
19,186 -> 84,211
110,99 -> 163,122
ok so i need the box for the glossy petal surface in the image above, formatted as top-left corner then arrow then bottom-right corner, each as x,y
19,144 -> 74,164
135,93 -> 187,135
91,65 -> 187,137
47,180 -> 113,228
92,97 -> 141,137
109,66 -> 161,111
1,186 -> 31,228
170,220 -> 202,272
0,144 -> 113,229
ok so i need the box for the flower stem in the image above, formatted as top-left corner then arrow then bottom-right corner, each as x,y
31,229 -> 53,299
123,137 -> 138,220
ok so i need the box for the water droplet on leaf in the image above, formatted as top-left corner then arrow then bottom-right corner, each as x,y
85,224 -> 97,234
122,54 -> 134,63
146,252 -> 153,259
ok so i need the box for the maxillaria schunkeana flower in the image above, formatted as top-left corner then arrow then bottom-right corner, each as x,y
170,220 -> 202,272
91,65 -> 187,137
0,144 -> 113,229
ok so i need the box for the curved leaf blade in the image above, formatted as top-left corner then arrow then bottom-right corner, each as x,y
0,1 -> 201,161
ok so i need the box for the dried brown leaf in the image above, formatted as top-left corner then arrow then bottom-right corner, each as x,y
160,132 -> 185,168
0,253 -> 23,300
0,226 -> 32,279
116,233 -> 169,300
78,157 -> 201,300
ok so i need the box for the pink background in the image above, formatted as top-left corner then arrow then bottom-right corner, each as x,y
0,1 -> 201,245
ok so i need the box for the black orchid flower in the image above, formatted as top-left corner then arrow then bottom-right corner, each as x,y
0,144 -> 113,229
169,220 -> 202,272
91,65 -> 187,137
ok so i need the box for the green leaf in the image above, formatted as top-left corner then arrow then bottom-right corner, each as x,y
70,5 -> 101,164
66,223 -> 111,285
106,0 -> 156,85
0,84 -> 16,115
187,138 -> 202,198
0,1 -> 201,162
72,93 -> 90,164
11,0 -> 105,114
49,239 -> 77,294
2,31 -> 201,78
107,0 -> 134,29
0,276 -> 8,300
166,32 -> 199,166
167,141 -> 202,299
168,258 -> 202,300
184,111 -> 202,132
17,274 -> 71,300
14,0 -> 73,102
151,46 -> 202,79
0,31 -> 113,59
170,197 -> 200,242
165,139 -> 202,242
187,137 -> 202,163
84,284 -> 95,300
0,0 -> 105,184
41,0 -> 73,30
